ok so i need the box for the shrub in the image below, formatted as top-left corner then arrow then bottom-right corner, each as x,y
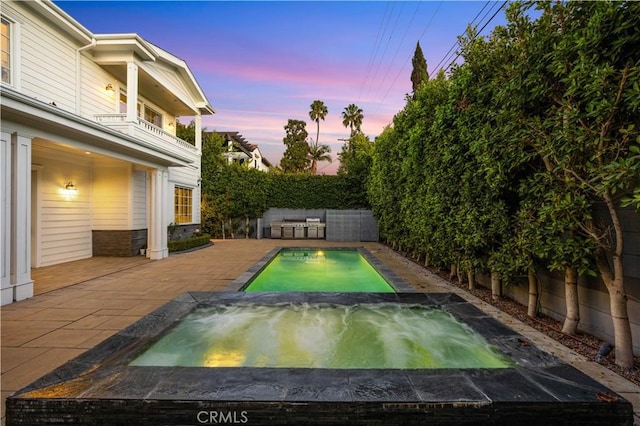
168,234 -> 212,253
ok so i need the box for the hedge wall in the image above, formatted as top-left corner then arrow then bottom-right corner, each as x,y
267,174 -> 369,209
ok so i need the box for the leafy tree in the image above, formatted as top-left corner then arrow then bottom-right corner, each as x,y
341,104 -> 364,135
410,41 -> 429,94
367,125 -> 405,249
337,132 -> 374,208
280,119 -> 310,173
515,0 -> 640,368
308,100 -> 332,174
366,0 -> 640,369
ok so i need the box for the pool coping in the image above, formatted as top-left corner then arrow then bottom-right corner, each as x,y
7,292 -> 633,424
225,246 -> 415,292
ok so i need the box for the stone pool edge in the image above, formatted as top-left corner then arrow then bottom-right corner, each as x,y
6,292 -> 634,425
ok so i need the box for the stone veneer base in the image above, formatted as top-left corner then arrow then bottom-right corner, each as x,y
92,229 -> 147,257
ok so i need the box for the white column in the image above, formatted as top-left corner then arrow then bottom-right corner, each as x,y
194,114 -> 202,153
160,169 -> 169,258
148,169 -> 169,260
126,62 -> 139,122
0,132 -> 12,305
10,132 -> 33,301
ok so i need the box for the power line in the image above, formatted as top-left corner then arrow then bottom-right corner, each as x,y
364,2 -> 406,101
432,0 -> 492,73
442,1 -> 509,74
358,2 -> 394,103
374,1 -> 443,112
372,1 -> 422,102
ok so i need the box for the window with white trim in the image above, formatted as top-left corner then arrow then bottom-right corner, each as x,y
1,17 -> 12,84
144,105 -> 162,127
174,186 -> 192,224
119,91 -> 141,116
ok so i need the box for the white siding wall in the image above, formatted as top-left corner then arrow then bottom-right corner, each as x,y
132,170 -> 147,229
3,3 -> 78,112
92,162 -> 131,230
32,146 -> 92,266
79,59 -> 122,118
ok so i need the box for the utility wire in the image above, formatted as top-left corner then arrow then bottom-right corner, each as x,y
372,1 -> 422,102
358,2 -> 394,103
431,0 -> 491,73
374,1 -> 443,112
442,1 -> 508,74
364,2 -> 405,101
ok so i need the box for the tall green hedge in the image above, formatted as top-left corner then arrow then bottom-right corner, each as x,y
267,174 -> 368,209
201,165 -> 369,238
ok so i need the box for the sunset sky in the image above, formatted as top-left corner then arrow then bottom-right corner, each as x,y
56,1 -> 508,174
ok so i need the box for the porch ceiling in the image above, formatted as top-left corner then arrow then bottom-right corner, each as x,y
101,64 -> 195,116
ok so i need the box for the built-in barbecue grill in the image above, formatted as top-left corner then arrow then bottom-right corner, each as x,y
270,218 -> 325,239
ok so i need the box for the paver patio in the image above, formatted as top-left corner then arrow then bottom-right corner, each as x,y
2,239 -> 639,424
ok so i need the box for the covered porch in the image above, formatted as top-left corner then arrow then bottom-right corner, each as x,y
1,88 -> 192,305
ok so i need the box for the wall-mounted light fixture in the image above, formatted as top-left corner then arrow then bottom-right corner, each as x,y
64,181 -> 77,196
168,121 -> 175,128
105,83 -> 115,96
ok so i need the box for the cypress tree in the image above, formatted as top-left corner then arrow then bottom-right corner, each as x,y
410,41 -> 429,94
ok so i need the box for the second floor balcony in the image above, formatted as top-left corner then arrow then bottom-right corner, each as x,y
95,113 -> 199,163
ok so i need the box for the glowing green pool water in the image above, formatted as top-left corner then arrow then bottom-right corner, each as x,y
243,249 -> 395,292
131,304 -> 513,369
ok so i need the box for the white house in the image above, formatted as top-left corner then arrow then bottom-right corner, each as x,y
215,131 -> 271,172
0,0 -> 214,305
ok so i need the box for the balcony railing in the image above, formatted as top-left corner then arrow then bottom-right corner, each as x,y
94,114 -> 198,157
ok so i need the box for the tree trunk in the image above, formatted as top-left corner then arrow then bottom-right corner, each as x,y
527,269 -> 538,318
597,250 -> 633,369
491,271 -> 501,300
596,189 -> 633,368
221,221 -> 225,240
596,191 -> 633,368
245,216 -> 249,239
561,267 -> 579,334
449,264 -> 458,282
424,254 -> 430,267
467,268 -> 475,291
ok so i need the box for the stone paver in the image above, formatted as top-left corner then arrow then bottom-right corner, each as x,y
1,239 -> 639,424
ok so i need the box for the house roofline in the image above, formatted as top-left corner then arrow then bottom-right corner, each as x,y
23,2 -> 214,117
23,0 -> 94,44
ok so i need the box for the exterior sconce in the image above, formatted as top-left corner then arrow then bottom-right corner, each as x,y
168,121 -> 175,128
105,83 -> 115,96
64,181 -> 77,196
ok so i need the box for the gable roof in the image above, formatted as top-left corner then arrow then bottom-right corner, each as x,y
213,131 -> 272,167
24,1 -> 214,117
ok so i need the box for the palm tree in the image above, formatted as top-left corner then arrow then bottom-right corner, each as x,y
341,104 -> 363,135
308,143 -> 332,174
308,100 -> 330,174
309,100 -> 328,148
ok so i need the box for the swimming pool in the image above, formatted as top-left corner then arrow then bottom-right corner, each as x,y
229,247 -> 415,292
243,248 -> 395,292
